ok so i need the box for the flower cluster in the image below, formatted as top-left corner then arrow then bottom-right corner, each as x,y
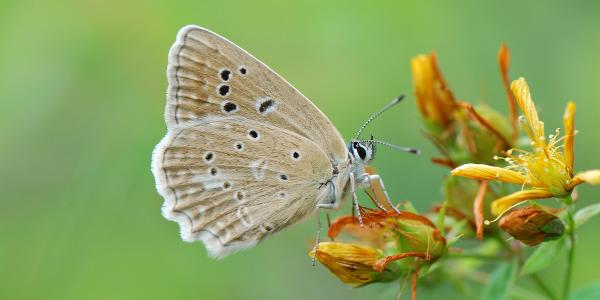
311,44 -> 600,300
411,45 -> 518,240
310,209 -> 446,293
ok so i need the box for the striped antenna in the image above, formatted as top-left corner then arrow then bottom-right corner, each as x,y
364,139 -> 421,155
355,95 -> 405,139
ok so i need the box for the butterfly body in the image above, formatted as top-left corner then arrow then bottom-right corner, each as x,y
152,25 -> 396,258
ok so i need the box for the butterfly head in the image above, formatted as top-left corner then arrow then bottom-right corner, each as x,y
348,139 -> 376,164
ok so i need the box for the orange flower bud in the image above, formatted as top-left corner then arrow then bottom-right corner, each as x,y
309,242 -> 395,287
411,53 -> 457,127
499,206 -> 564,246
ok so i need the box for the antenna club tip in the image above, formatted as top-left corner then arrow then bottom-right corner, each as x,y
394,95 -> 405,103
410,148 -> 421,155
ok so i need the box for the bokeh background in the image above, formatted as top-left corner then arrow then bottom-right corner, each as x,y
1,0 -> 599,299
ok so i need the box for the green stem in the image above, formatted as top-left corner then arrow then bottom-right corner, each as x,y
492,230 -> 517,256
562,200 -> 576,300
446,253 -> 507,260
492,224 -> 557,299
530,273 -> 558,300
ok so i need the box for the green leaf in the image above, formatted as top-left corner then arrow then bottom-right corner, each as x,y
481,259 -> 518,300
521,237 -> 567,275
571,282 -> 600,300
575,203 -> 600,228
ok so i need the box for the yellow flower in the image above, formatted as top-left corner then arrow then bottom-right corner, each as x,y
451,78 -> 600,215
309,242 -> 385,287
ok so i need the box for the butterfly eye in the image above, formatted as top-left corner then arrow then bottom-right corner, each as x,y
355,144 -> 367,160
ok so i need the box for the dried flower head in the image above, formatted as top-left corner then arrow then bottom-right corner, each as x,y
499,206 -> 564,246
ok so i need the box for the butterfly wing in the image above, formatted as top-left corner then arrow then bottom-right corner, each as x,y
152,117 -> 334,258
164,25 -> 347,163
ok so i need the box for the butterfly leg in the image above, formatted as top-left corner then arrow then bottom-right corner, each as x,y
349,172 -> 364,226
313,181 -> 339,265
367,174 -> 400,213
311,208 -> 322,266
317,177 -> 340,210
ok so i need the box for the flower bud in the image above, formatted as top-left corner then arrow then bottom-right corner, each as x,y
323,211 -> 447,276
411,53 -> 457,129
499,206 -> 564,246
309,242 -> 395,287
391,212 -> 447,261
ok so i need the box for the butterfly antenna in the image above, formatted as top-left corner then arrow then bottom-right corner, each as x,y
366,139 -> 421,155
355,95 -> 405,139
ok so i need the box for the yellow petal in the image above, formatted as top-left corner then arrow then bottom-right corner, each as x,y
511,78 -> 545,145
491,189 -> 553,216
563,102 -> 576,175
311,242 -> 379,265
451,164 -> 527,185
572,169 -> 600,185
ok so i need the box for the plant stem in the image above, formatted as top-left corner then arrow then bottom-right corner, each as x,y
446,253 -> 507,260
492,231 -> 517,256
529,273 -> 558,300
493,224 -> 557,299
562,202 -> 576,300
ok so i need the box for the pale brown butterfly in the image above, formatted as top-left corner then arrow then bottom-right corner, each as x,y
151,25 -> 418,259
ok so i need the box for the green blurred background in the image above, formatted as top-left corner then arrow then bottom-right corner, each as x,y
1,0 -> 600,299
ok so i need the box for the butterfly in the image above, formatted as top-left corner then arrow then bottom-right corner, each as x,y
152,25 -> 418,259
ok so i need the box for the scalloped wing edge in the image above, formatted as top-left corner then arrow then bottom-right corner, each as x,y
151,127 -> 258,259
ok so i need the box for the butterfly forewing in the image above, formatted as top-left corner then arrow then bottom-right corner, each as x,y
165,25 -> 347,160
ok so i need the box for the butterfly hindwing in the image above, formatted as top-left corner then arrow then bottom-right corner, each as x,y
165,25 -> 347,162
152,116 -> 334,258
